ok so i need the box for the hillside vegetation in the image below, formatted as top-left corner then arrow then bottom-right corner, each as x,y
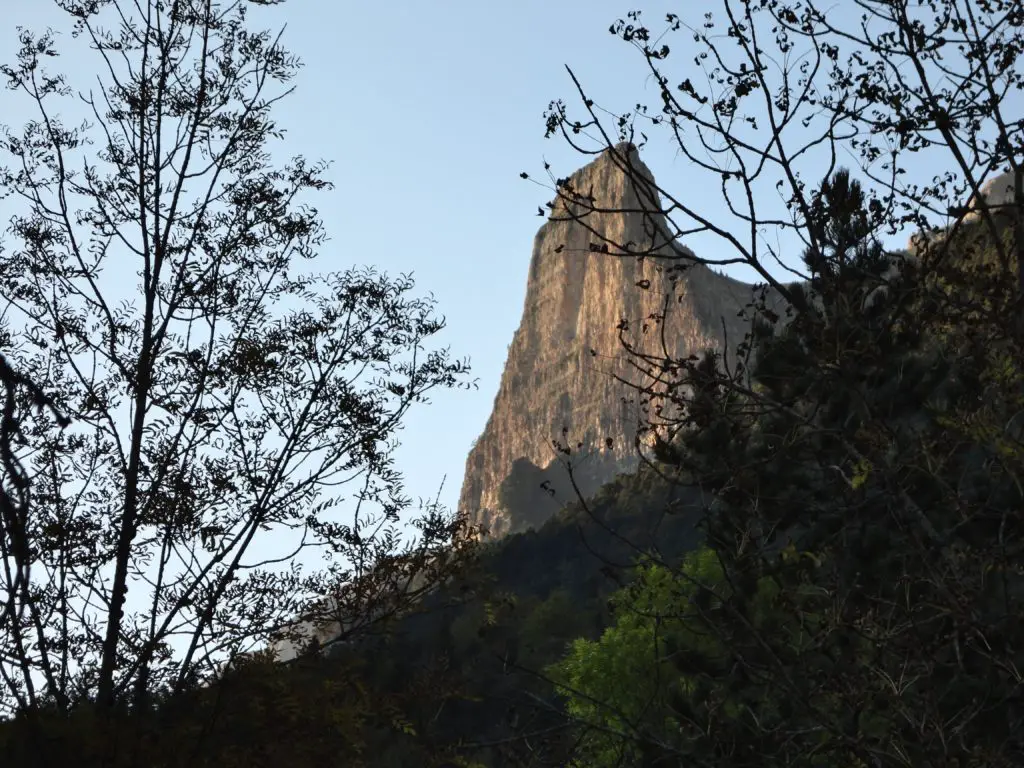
7,174 -> 1024,767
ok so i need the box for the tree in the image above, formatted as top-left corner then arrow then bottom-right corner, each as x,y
548,546 -> 824,768
542,3 -> 1024,764
556,163 -> 1024,765
0,0 -> 475,732
548,548 -> 719,768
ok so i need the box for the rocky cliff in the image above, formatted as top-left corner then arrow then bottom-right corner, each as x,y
459,143 -> 761,539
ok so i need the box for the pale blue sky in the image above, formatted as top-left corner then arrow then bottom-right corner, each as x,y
1,0 -> 1016,523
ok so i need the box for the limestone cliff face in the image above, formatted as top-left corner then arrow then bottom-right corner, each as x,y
965,169 -> 1021,222
459,143 -> 758,539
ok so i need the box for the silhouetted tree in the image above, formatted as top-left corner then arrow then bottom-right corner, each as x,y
0,0 -> 477,751
542,2 -> 1024,765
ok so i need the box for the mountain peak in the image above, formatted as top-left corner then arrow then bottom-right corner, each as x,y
458,144 -> 758,539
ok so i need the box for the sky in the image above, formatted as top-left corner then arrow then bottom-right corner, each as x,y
0,0 -> 1019,666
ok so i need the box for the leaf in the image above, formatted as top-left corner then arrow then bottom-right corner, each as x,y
851,459 -> 872,490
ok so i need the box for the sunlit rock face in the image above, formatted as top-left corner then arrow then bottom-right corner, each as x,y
907,169 -> 1023,255
270,611 -> 342,663
965,169 -> 1021,222
458,143 -> 760,540
268,561 -> 431,662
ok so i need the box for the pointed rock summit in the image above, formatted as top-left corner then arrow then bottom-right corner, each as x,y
459,143 -> 758,539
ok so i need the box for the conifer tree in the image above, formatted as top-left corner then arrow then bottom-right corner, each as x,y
544,1 -> 1024,762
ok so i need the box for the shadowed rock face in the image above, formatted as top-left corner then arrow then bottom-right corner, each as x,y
458,143 -> 764,539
